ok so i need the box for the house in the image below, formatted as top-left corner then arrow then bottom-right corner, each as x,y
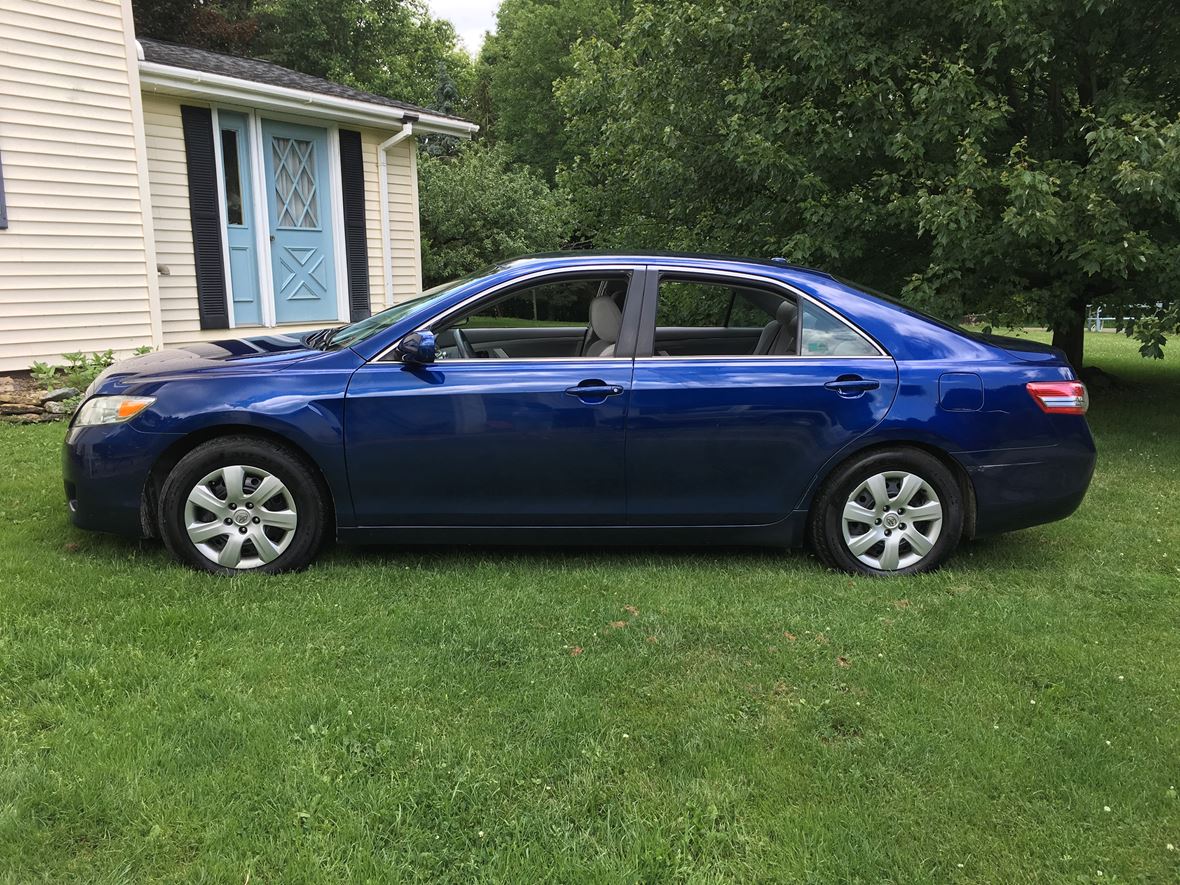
0,0 -> 477,371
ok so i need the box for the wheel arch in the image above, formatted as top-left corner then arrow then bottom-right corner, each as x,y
140,425 -> 340,538
801,438 -> 978,541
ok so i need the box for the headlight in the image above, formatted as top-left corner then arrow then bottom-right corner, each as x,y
74,396 -> 156,427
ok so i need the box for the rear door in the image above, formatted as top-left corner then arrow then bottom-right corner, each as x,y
625,269 -> 899,525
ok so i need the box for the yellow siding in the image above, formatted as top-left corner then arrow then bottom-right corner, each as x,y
141,94 -> 202,341
0,0 -> 154,371
358,128 -> 422,310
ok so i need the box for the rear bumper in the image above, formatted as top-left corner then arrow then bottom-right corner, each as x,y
956,436 -> 1097,536
62,423 -> 181,538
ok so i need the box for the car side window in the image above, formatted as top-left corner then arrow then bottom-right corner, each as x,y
799,302 -> 879,356
433,274 -> 630,359
652,277 -> 799,357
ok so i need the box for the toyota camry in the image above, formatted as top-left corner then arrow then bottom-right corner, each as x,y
63,253 -> 1096,576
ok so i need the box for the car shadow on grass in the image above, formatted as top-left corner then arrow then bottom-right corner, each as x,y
62,518 -> 1067,577
321,530 -> 1062,575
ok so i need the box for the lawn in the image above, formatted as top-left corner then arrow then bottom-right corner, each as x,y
1,332 -> 1177,883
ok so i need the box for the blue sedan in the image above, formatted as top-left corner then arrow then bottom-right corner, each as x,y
63,253 -> 1096,575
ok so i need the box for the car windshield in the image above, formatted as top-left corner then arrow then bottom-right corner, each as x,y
325,273 -> 484,350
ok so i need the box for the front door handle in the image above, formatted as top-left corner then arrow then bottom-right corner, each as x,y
824,376 -> 880,395
565,380 -> 625,401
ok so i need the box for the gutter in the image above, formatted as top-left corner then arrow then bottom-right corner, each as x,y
377,119 -> 417,307
138,62 -> 479,137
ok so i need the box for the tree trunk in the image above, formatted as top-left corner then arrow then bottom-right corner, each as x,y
1052,295 -> 1087,370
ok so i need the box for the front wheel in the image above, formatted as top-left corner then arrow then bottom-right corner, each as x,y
809,448 -> 964,576
158,436 -> 327,574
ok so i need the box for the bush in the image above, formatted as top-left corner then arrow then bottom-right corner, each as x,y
418,142 -> 571,287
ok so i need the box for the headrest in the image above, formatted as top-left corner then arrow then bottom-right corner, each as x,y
589,296 -> 623,343
776,299 -> 799,325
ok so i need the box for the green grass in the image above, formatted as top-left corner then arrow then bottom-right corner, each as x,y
1,331 -> 1178,883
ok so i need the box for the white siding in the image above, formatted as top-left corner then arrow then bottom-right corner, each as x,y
0,0 -> 154,370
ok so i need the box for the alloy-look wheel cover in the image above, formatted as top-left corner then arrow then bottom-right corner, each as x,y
840,471 -> 944,571
183,465 -> 298,569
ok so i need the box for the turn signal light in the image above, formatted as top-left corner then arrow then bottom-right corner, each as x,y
1026,381 -> 1089,415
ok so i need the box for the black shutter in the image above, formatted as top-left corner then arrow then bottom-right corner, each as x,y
180,105 -> 229,330
338,129 -> 371,321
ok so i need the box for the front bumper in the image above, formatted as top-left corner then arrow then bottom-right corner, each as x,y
62,422 -> 181,538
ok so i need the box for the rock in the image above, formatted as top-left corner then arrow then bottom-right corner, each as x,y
40,387 -> 79,404
0,403 -> 43,415
0,377 -> 16,394
0,392 -> 43,407
0,412 -> 54,424
44,400 -> 72,415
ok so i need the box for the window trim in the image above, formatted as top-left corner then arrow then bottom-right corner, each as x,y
636,267 -> 890,360
375,265 -> 647,363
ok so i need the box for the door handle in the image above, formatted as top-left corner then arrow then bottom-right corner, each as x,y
565,381 -> 625,401
824,376 -> 879,395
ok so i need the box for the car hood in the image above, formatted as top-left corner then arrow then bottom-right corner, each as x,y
86,332 -> 320,395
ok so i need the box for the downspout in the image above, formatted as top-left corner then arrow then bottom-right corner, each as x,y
377,116 -> 416,305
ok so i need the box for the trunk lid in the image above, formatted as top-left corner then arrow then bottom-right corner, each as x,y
979,333 -> 1070,366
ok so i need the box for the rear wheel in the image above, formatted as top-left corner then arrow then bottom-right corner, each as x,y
810,448 -> 963,576
159,436 -> 327,574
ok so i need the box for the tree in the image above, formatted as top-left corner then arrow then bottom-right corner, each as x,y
558,0 -> 1180,366
418,143 -> 571,286
481,0 -> 628,179
132,0 -> 259,54
132,0 -> 472,110
254,0 -> 471,108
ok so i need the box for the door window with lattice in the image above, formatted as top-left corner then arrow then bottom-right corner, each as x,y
271,137 -> 320,229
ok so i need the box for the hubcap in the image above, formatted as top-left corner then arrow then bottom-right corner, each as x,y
841,471 -> 943,571
183,465 -> 297,569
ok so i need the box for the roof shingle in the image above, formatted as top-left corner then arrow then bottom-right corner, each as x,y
139,37 -> 472,125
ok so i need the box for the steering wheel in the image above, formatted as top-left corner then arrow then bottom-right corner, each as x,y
452,327 -> 475,359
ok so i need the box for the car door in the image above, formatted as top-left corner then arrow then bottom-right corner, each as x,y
344,268 -> 644,526
625,268 -> 899,525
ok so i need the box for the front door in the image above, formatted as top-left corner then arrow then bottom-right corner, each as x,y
344,271 -> 642,526
261,119 -> 338,324
626,271 -> 900,525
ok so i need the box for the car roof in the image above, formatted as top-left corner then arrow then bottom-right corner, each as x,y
496,251 -> 837,283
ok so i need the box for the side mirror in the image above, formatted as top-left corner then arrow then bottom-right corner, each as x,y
396,330 -> 437,366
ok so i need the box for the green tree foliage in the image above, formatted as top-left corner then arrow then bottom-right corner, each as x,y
481,0 -> 627,178
256,0 -> 471,109
558,0 -> 1180,365
133,0 -> 472,110
418,143 -> 571,286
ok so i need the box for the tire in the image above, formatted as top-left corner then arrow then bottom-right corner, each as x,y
809,447 -> 963,576
158,436 -> 327,575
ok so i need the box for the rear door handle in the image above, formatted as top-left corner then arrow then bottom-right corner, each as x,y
824,376 -> 880,395
565,381 -> 625,401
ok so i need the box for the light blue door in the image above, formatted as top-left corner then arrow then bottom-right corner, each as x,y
261,119 -> 338,324
219,111 -> 261,326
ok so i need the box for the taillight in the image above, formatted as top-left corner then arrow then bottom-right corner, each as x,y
1026,381 -> 1089,415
